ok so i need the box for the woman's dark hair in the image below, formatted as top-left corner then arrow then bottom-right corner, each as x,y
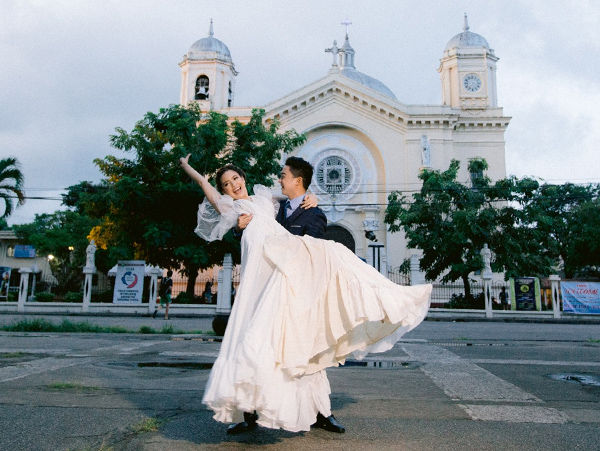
215,164 -> 246,193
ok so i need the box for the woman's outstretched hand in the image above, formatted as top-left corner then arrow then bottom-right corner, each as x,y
180,153 -> 191,167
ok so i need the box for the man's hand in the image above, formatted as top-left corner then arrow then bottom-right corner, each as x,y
235,213 -> 253,232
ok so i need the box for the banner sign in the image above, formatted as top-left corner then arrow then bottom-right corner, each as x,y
14,245 -> 36,258
113,260 -> 145,304
0,267 -> 11,298
561,282 -> 600,315
511,277 -> 541,311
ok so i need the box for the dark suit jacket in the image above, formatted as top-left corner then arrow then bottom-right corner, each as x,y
276,199 -> 327,239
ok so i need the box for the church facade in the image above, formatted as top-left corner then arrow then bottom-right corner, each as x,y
178,17 -> 510,274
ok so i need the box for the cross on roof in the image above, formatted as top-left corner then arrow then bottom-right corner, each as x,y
341,17 -> 352,35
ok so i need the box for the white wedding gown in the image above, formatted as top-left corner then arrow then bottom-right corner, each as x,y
197,186 -> 432,432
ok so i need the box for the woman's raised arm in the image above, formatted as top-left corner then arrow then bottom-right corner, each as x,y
180,154 -> 222,212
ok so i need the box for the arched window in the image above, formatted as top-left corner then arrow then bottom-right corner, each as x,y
195,75 -> 209,100
324,225 -> 355,253
228,81 -> 233,107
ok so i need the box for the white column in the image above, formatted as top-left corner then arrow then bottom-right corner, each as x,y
549,274 -> 562,319
410,254 -> 426,286
18,267 -> 32,313
217,253 -> 233,315
148,266 -> 162,314
483,273 -> 493,318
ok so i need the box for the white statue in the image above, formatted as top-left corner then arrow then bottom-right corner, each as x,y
480,243 -> 492,274
420,135 -> 431,167
85,239 -> 97,269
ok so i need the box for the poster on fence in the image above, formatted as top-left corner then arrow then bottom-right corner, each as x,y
510,277 -> 541,311
561,282 -> 600,315
113,260 -> 145,304
0,267 -> 11,298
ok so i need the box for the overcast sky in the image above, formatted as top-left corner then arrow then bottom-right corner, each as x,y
2,0 -> 599,225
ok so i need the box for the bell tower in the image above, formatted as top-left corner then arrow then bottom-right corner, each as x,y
179,20 -> 238,111
438,14 -> 499,110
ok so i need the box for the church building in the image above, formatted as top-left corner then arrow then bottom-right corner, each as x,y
178,16 -> 510,275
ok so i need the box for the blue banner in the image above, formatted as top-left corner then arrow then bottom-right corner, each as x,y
561,282 -> 600,315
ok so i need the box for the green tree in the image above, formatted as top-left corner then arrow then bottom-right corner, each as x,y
74,104 -> 304,294
14,211 -> 101,294
524,183 -> 599,278
0,157 -> 25,219
385,158 -> 554,299
569,198 -> 600,278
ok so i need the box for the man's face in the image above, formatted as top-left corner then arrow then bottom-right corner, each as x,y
278,165 -> 301,197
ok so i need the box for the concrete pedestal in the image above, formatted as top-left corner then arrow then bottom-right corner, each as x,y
549,274 -> 562,319
82,266 -> 96,313
18,267 -> 32,313
482,272 -> 493,318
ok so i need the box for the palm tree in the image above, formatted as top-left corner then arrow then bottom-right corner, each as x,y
0,157 -> 25,219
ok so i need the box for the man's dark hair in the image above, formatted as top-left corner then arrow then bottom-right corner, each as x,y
166,270 -> 173,277
285,156 -> 314,190
215,164 -> 246,193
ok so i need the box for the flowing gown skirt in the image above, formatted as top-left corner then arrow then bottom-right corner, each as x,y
202,213 -> 432,432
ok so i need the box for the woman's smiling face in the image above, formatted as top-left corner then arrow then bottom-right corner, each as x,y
220,169 -> 249,199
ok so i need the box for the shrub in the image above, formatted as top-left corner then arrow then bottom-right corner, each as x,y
91,290 -> 113,303
7,292 -> 17,302
64,292 -> 83,303
174,292 -> 202,304
446,292 -> 485,309
34,292 -> 55,302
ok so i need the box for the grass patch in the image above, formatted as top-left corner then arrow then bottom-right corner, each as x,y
131,416 -> 163,433
68,441 -> 113,451
1,352 -> 27,358
138,325 -> 156,334
1,318 -> 213,335
588,338 -> 600,343
160,323 -> 175,334
0,319 -> 128,334
46,381 -> 100,391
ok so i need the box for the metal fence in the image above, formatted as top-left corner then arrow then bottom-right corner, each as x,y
15,265 -> 554,311
429,281 -> 511,308
387,267 -> 411,286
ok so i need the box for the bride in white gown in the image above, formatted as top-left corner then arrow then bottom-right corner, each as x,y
180,155 -> 432,433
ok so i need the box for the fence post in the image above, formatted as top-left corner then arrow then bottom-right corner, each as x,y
18,267 -> 32,313
483,273 -> 493,318
148,266 -> 162,315
410,254 -> 426,286
549,274 -> 562,319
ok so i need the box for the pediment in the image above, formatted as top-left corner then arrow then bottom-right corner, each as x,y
262,74 -> 472,132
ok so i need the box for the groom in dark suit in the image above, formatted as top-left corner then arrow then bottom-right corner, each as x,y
228,156 -> 346,435
275,156 -> 327,238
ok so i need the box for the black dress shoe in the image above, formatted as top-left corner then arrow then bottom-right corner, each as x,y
311,412 -> 346,433
227,411 -> 258,435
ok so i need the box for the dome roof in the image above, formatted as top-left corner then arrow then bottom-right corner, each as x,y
186,20 -> 232,62
445,14 -> 490,51
332,34 -> 397,100
341,69 -> 397,100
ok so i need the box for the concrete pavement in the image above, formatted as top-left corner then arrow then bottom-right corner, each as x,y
0,314 -> 599,450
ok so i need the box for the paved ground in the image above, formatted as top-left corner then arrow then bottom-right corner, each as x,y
0,314 -> 599,450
